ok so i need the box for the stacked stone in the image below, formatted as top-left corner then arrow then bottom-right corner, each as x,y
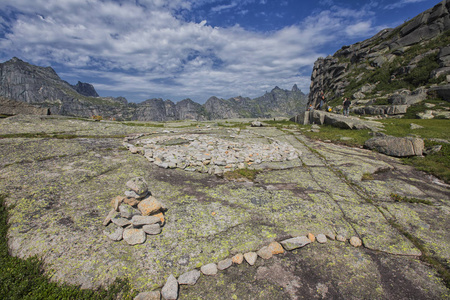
134,233 -> 363,300
103,177 -> 165,245
124,134 -> 301,175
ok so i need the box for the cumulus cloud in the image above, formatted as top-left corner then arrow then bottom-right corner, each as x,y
0,0 -> 385,102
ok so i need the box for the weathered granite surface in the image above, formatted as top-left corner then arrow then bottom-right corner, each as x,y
0,115 -> 448,299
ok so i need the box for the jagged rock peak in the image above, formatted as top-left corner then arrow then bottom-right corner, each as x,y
73,81 -> 99,97
292,84 -> 300,92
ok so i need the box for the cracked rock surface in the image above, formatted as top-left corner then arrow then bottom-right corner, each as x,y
0,115 -> 448,299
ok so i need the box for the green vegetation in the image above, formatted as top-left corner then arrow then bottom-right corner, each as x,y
342,30 -> 450,100
0,194 -> 135,299
403,98 -> 450,119
293,118 -> 449,183
361,173 -> 375,181
390,193 -> 432,205
217,121 -> 250,129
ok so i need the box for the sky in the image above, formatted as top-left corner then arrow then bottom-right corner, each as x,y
0,0 -> 442,103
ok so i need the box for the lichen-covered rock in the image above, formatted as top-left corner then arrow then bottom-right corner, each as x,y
257,246 -> 273,260
111,214 -> 131,227
350,236 -> 363,247
142,224 -> 162,235
134,291 -> 161,300
280,236 -> 311,251
244,252 -> 258,266
102,209 -> 117,226
217,258 -> 233,270
123,228 -> 146,245
119,204 -> 140,219
161,274 -> 178,300
138,197 -> 163,216
336,235 -> 347,242
131,215 -> 161,226
364,136 -> 424,157
201,263 -> 218,275
126,177 -> 149,195
308,233 -> 316,242
267,242 -> 284,255
316,234 -> 328,244
232,254 -> 244,264
103,224 -> 124,241
178,270 -> 201,285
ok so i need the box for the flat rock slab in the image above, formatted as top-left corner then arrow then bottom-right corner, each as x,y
0,116 -> 448,297
280,236 -> 311,251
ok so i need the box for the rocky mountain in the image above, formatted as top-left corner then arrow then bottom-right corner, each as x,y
308,0 -> 450,118
0,57 -> 307,121
0,57 -> 131,118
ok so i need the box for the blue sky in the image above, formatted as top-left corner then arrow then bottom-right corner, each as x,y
0,0 -> 442,103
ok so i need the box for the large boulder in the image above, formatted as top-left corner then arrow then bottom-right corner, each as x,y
364,136 -> 424,157
428,85 -> 450,101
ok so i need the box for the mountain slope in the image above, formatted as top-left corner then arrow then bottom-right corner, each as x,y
308,0 -> 450,118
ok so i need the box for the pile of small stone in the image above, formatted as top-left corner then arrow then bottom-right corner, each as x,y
134,232 -> 363,300
124,134 -> 301,175
102,177 -> 165,245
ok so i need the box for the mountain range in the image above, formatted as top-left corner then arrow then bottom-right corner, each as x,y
0,57 -> 307,121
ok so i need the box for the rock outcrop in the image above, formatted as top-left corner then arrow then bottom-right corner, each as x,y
308,0 -> 450,115
72,81 -> 99,97
364,135 -> 424,157
0,96 -> 50,116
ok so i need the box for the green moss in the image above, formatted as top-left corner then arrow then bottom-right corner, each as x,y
390,193 -> 432,205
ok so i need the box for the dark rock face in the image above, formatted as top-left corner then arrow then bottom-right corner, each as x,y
308,0 -> 450,109
72,81 -> 99,97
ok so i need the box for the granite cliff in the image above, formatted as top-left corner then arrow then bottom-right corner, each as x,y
0,57 -> 307,121
308,0 -> 450,118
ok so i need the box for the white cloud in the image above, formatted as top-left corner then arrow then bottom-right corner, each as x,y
385,0 -> 427,10
0,0 -> 385,102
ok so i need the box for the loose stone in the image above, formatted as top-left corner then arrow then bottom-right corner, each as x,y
134,291 -> 161,300
217,258 -> 233,270
336,235 -> 347,242
111,196 -> 124,211
103,209 -> 116,226
152,212 -> 165,225
244,252 -> 258,266
232,253 -> 244,264
143,224 -> 161,235
103,225 -> 124,241
257,246 -> 273,260
326,232 -> 336,240
123,228 -> 146,245
111,215 -> 131,227
123,197 -> 140,206
316,234 -> 327,244
126,177 -> 149,195
131,215 -> 161,226
308,232 -> 316,242
280,236 -> 311,251
178,270 -> 201,285
125,190 -> 148,199
119,204 -> 140,219
161,274 -> 178,300
201,263 -> 218,275
350,236 -> 362,247
138,197 -> 163,216
267,241 -> 284,255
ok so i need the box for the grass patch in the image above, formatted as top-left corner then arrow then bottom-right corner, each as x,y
223,168 -> 261,181
217,122 -> 250,129
390,193 -> 432,205
0,132 -> 127,139
0,194 -> 135,299
402,141 -> 450,183
301,124 -> 372,147
299,119 -> 450,183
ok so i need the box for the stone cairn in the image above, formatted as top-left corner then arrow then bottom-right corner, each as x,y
134,232 -> 364,300
123,133 -> 301,175
102,177 -> 165,245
